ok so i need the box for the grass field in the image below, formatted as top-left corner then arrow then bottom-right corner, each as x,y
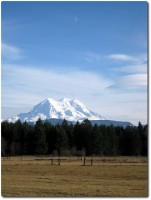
1,156 -> 148,197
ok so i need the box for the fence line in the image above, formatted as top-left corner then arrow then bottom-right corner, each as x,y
2,156 -> 147,166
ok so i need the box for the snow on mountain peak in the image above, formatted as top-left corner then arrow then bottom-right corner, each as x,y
59,98 -> 71,102
7,97 -> 106,123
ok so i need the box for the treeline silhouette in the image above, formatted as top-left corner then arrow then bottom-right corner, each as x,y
1,119 -> 148,157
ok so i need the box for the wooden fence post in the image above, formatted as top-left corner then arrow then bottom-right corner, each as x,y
91,158 -> 93,166
58,158 -> 60,166
83,157 -> 86,166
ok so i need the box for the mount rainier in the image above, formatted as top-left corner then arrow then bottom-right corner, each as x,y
8,98 -> 106,123
7,98 -> 132,127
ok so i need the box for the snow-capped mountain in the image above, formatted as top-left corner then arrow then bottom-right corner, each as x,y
8,98 -> 106,123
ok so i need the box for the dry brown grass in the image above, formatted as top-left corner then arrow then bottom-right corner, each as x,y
1,156 -> 148,197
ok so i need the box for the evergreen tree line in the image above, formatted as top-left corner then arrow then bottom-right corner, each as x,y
1,119 -> 148,157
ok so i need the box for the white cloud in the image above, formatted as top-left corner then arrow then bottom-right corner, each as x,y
108,73 -> 147,90
2,64 -> 111,108
108,54 -> 139,62
113,64 -> 147,74
2,43 -> 23,61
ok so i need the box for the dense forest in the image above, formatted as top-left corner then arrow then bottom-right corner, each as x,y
1,119 -> 148,157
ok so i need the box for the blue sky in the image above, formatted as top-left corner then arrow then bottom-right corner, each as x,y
1,1 -> 148,125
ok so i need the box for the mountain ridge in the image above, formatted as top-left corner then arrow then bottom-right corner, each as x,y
6,97 -> 133,127
7,98 -> 106,123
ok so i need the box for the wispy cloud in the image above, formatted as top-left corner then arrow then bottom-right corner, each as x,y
2,64 -> 111,108
108,73 -> 147,90
85,52 -> 101,63
114,64 -> 147,74
108,54 -> 139,62
108,53 -> 147,91
2,43 -> 23,62
103,52 -> 147,124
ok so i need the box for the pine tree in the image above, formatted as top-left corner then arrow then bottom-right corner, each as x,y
132,127 -> 142,156
141,124 -> 148,156
80,119 -> 93,155
109,125 -> 119,156
1,121 -> 15,155
44,121 -> 56,154
92,124 -> 103,155
55,125 -> 68,155
62,119 -> 74,149
34,118 -> 48,155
